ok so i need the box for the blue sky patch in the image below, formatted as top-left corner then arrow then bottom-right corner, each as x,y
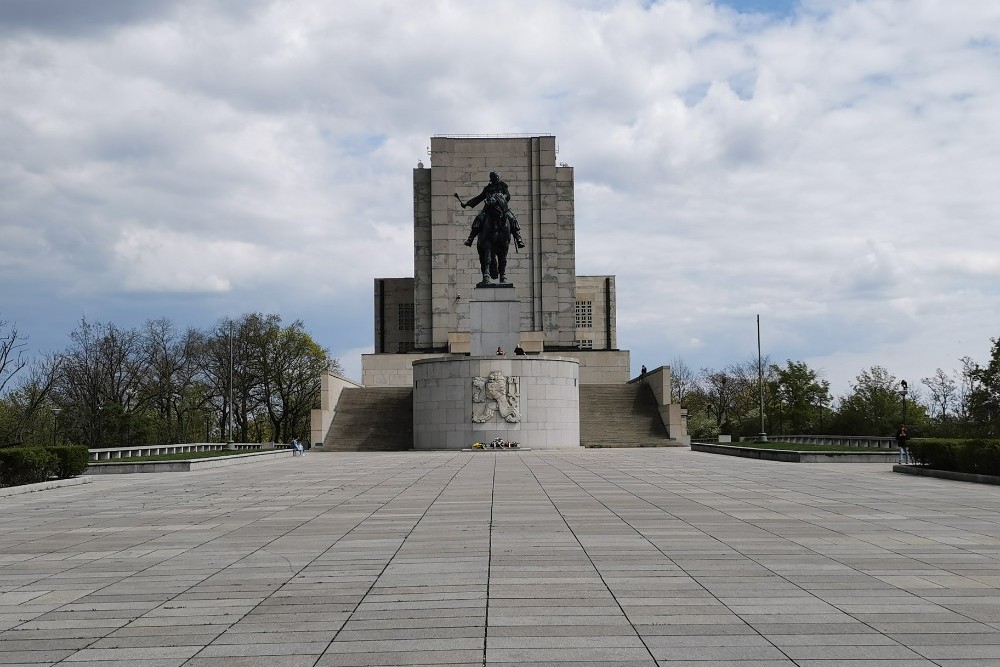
714,0 -> 799,17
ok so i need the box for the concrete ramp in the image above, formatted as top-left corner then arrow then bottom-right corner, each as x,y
322,387 -> 413,451
580,383 -> 681,448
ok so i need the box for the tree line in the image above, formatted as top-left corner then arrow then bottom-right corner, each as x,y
0,314 -> 341,449
671,337 -> 1000,439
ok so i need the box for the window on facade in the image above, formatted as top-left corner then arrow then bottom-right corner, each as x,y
398,303 -> 414,331
575,300 -> 593,329
576,339 -> 594,350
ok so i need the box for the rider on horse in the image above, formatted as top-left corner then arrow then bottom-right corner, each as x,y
460,171 -> 526,249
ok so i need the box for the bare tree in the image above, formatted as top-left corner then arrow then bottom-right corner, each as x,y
669,356 -> 696,404
0,354 -> 62,446
921,368 -> 957,423
55,318 -> 149,447
142,319 -> 206,443
0,319 -> 28,396
956,356 -> 976,424
699,369 -> 741,432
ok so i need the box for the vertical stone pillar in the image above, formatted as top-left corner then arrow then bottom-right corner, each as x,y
470,288 -> 521,356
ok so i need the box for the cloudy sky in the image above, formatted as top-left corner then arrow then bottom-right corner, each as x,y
1,0 -> 997,398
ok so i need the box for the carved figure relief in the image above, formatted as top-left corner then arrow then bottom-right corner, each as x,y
472,370 -> 521,423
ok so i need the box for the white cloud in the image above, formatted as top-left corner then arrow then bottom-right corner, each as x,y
1,0 -> 999,398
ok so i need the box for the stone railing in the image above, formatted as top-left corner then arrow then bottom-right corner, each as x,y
88,443 -> 272,461
738,435 -> 896,449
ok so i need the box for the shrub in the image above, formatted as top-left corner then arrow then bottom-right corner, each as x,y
0,447 -> 57,487
45,445 -> 90,479
909,438 -> 1000,476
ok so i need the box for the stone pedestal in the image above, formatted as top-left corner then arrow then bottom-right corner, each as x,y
411,283 -> 581,450
470,287 -> 520,356
412,356 -> 580,450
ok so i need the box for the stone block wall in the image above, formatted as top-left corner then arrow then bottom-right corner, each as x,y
373,278 -> 415,353
574,275 -> 617,350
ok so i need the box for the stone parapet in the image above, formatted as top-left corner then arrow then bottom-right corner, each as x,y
362,352 -> 459,388
551,350 -> 630,384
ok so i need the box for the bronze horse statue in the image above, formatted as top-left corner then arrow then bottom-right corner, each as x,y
455,191 -> 512,286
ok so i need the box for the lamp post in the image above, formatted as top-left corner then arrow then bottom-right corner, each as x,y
900,380 -> 908,426
50,408 -> 61,447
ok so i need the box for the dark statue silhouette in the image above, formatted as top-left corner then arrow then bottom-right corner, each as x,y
455,190 -> 512,286
456,171 -> 526,287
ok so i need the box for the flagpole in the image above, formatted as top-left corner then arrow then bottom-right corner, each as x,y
757,314 -> 767,442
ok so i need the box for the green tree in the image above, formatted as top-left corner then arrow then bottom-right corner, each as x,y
832,365 -> 926,436
770,360 -> 830,434
253,319 -> 331,442
198,313 -> 337,443
968,338 -> 1000,437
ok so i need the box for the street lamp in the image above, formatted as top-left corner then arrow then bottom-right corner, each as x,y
900,380 -> 908,426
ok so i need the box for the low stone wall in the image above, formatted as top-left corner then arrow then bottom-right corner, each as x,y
88,443 -> 266,461
742,435 -> 895,449
693,442 -> 898,463
86,450 -> 289,474
893,465 -> 1000,486
0,477 -> 92,497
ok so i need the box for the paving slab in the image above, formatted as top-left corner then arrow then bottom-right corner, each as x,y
1,449 -> 999,665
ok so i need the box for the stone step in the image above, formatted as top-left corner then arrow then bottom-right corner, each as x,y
579,383 -> 679,448
322,387 -> 413,451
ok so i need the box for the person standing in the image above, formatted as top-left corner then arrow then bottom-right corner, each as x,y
895,425 -> 910,464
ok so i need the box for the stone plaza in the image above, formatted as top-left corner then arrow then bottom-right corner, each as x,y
3,449 -> 1000,665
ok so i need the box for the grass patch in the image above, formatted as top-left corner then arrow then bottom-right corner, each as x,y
96,449 -> 262,463
728,441 -> 897,453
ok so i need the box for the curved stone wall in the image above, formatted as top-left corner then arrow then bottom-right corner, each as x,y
412,356 -> 580,450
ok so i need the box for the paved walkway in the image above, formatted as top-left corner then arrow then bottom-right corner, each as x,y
2,449 -> 1000,666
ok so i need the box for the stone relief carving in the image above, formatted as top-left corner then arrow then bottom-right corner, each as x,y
472,370 -> 521,423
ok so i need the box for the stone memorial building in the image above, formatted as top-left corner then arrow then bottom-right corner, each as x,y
312,135 -> 687,450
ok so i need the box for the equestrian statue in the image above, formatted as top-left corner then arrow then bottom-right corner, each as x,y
454,171 -> 525,287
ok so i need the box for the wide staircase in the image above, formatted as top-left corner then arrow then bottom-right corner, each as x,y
579,383 -> 680,448
322,383 -> 678,450
322,387 -> 413,451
